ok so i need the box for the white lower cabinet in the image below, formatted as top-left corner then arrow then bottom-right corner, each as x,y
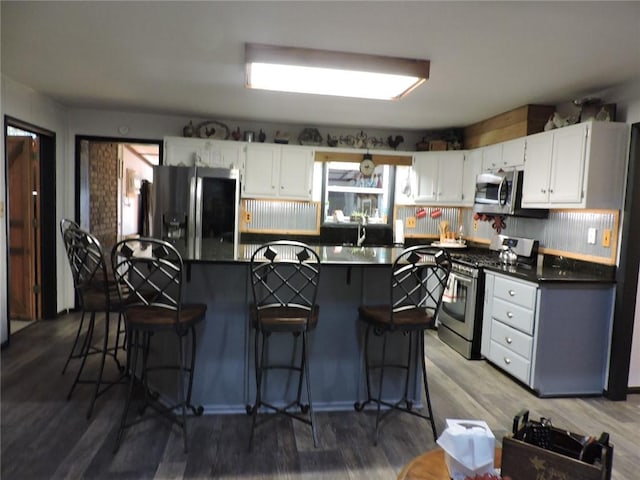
482,271 -> 614,396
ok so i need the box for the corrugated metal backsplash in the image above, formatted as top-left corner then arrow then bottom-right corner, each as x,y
395,206 -> 460,236
242,199 -> 319,234
461,208 -> 618,263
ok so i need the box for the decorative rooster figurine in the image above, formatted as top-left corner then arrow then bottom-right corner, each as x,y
387,135 -> 404,150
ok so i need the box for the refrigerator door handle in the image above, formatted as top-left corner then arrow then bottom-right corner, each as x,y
189,175 -> 200,242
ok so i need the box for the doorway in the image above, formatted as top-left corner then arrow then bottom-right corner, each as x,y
4,117 -> 57,344
75,136 -> 159,252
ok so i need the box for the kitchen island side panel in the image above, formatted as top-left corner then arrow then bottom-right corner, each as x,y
185,263 -> 251,413
178,263 -> 420,413
532,284 -> 614,396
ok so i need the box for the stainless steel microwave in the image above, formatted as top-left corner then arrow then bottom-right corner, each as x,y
474,169 -> 547,218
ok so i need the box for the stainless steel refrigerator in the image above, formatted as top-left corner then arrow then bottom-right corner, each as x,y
152,166 -> 240,253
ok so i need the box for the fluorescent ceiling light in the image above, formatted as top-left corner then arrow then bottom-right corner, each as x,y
245,43 -> 429,101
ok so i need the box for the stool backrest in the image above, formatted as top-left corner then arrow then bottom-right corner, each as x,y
62,225 -> 111,310
250,241 -> 321,319
111,238 -> 184,318
390,246 -> 451,326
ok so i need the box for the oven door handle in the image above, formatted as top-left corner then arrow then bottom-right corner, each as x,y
449,271 -> 473,287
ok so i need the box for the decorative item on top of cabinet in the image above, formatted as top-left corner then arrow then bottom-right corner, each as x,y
387,135 -> 404,150
231,126 -> 242,141
274,131 -> 290,144
298,128 -> 323,146
195,120 -> 230,139
183,121 -> 195,138
258,129 -> 266,142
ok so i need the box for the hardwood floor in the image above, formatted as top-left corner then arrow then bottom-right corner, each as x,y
2,312 -> 639,479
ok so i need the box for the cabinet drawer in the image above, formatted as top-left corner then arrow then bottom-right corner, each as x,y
494,276 -> 537,310
489,340 -> 531,385
491,320 -> 533,360
492,297 -> 535,335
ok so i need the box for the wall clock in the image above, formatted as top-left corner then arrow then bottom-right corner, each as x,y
359,157 -> 376,176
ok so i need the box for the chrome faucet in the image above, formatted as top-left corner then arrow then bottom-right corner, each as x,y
357,216 -> 367,247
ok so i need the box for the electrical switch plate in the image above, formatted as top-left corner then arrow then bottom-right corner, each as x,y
587,227 -> 597,245
0,201 -> 4,218
603,229 -> 611,248
244,211 -> 252,223
406,216 -> 416,229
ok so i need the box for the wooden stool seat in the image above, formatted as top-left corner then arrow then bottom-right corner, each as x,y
397,447 -> 502,480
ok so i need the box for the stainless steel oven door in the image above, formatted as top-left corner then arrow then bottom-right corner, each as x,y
438,270 -> 477,341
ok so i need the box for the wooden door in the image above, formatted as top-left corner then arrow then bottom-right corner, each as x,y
8,136 -> 40,320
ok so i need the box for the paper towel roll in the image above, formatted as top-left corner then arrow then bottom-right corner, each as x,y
394,219 -> 405,245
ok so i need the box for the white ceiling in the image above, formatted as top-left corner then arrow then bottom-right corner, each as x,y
2,1 -> 640,131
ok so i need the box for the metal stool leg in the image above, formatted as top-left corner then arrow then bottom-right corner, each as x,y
248,329 -> 268,451
354,324 -> 373,411
373,332 -> 389,446
302,332 -> 319,447
114,329 -> 140,453
67,312 -> 96,400
177,333 -> 189,453
61,311 -> 87,375
185,326 -> 203,415
419,332 -> 437,439
87,311 -> 111,418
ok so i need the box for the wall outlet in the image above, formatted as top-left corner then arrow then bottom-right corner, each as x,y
406,216 -> 416,229
473,219 -> 478,231
603,229 -> 611,248
587,227 -> 597,245
244,211 -> 252,223
0,201 -> 4,219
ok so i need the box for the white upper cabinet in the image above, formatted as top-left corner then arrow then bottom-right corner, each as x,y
462,149 -> 483,206
481,137 -> 526,172
522,121 -> 629,209
243,143 -> 314,200
163,136 -> 244,169
413,151 -> 465,204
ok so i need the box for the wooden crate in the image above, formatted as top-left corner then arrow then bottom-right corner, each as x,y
463,104 -> 555,149
501,435 -> 612,480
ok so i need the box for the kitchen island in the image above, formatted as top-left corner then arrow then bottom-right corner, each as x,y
149,240 -> 616,413
154,241 -> 422,414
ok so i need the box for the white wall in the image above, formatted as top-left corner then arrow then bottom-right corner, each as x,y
611,80 -> 640,388
121,147 -> 154,236
1,76 -> 68,343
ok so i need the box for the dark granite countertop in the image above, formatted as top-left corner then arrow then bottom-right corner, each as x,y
483,256 -> 616,284
172,239 -> 616,283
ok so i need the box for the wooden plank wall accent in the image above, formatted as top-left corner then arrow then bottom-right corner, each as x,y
314,151 -> 412,166
463,104 -> 555,149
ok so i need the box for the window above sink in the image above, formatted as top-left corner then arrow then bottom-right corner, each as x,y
322,161 -> 393,225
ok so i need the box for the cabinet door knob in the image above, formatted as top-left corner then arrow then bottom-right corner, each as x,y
506,336 -> 513,344
507,311 -> 514,318
541,189 -> 546,193
508,290 -> 515,296
549,189 -> 554,193
504,357 -> 511,365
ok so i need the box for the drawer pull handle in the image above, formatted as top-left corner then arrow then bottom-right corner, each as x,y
504,357 -> 511,365
505,336 -> 513,344
508,290 -> 516,296
507,311 -> 514,318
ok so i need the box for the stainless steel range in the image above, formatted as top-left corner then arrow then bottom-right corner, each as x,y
437,235 -> 538,359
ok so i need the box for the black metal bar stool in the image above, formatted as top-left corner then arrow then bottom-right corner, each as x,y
246,241 -> 321,449
354,245 -> 451,444
61,224 -> 127,418
111,237 -> 206,453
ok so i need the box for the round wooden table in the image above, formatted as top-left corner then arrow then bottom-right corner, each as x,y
397,448 -> 502,480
